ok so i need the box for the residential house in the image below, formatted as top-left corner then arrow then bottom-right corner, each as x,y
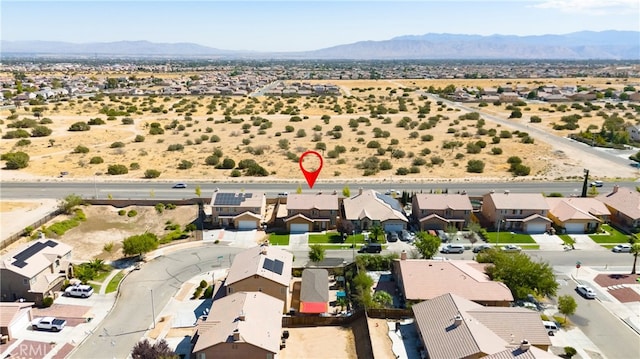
284,193 -> 340,233
499,92 -> 521,102
0,238 -> 72,305
392,256 -> 513,306
412,193 -> 473,231
413,293 -> 554,359
0,302 -> 34,341
597,185 -> 640,230
299,269 -> 329,314
210,190 -> 265,230
342,189 -> 407,233
191,291 -> 283,359
226,246 -> 293,312
481,191 -> 551,233
545,197 -> 610,233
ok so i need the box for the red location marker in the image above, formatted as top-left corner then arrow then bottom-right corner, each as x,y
299,150 -> 323,189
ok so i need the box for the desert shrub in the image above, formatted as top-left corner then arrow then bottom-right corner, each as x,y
107,164 -> 128,175
89,156 -> 104,164
431,156 -> 444,165
122,117 -> 134,125
88,117 -> 105,125
134,135 -> 145,142
155,203 -> 165,213
118,210 -> 126,216
130,162 -> 140,170
167,144 -> 184,151
467,160 -> 485,173
491,147 -> 503,155
69,122 -> 90,131
1,152 -> 29,169
530,116 -> 542,123
16,139 -> 31,146
296,129 -> 306,137
127,210 -> 137,217
511,164 -> 531,176
178,160 -> 193,170
2,129 -> 30,139
205,155 -> 220,166
421,134 -> 434,142
149,127 -> 164,135
110,141 -> 125,148
217,158 -> 236,169
209,135 -> 221,142
379,160 -> 393,170
367,140 -> 381,148
73,145 -> 90,154
31,125 -> 52,137
230,169 -> 241,177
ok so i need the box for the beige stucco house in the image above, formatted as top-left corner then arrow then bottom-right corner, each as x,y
412,193 -> 473,231
342,189 -> 407,233
545,197 -> 610,233
225,246 -> 293,312
210,190 -> 265,230
284,193 -> 340,233
481,191 -> 551,233
0,238 -> 72,305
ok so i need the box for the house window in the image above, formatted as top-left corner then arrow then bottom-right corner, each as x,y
23,279 -> 28,286
281,287 -> 286,294
197,353 -> 206,359
228,287 -> 233,294
258,288 -> 263,292
266,354 -> 274,359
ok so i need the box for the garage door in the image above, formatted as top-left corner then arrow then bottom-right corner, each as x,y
564,223 -> 584,234
238,220 -> 257,230
290,223 -> 310,233
10,309 -> 30,337
384,223 -> 404,233
526,223 -> 546,234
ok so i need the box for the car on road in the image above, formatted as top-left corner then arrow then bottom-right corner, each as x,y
32,317 -> 66,332
590,180 -> 603,187
612,244 -> 631,253
358,243 -> 382,253
278,192 -> 288,197
172,183 -> 187,189
576,284 -> 597,299
501,244 -> 522,252
472,243 -> 493,253
441,244 -> 465,254
64,283 -> 94,298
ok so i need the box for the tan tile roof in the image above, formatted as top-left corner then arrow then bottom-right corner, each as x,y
545,198 -> 609,222
226,246 -> 293,287
396,259 -> 513,302
486,193 -> 549,210
414,194 -> 473,211
0,238 -> 72,279
343,190 -> 407,222
484,346 -> 557,359
413,294 -> 553,359
286,193 -> 339,211
192,292 -> 283,354
0,302 -> 33,327
597,186 -> 640,219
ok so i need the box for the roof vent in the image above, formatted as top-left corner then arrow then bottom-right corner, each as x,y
519,339 -> 530,351
233,328 -> 240,341
238,310 -> 245,321
453,315 -> 463,327
400,250 -> 407,260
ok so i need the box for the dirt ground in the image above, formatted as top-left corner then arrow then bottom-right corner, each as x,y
1,204 -> 198,261
1,77 -> 636,183
278,326 -> 357,359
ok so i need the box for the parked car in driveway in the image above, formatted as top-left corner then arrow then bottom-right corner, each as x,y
64,283 -> 94,298
576,284 -> 597,299
32,317 -> 66,332
387,232 -> 399,242
612,244 -> 631,253
472,244 -> 492,253
501,244 -> 522,252
441,244 -> 465,254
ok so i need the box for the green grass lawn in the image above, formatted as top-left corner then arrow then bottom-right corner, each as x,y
589,224 -> 630,243
92,269 -> 113,283
308,233 -> 368,244
268,233 -> 290,245
320,243 -> 388,250
520,244 -> 540,250
484,232 -> 535,244
600,244 -> 618,249
105,271 -> 124,294
558,234 -> 575,245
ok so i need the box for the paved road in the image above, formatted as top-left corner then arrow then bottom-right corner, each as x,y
554,275 -> 640,359
1,180 -> 634,200
71,246 -> 632,358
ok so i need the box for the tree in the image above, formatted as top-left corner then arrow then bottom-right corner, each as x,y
308,244 -> 325,263
337,220 -> 354,236
1,151 -> 29,169
342,185 -> 351,197
58,194 -> 84,214
369,225 -> 384,243
630,236 -> 640,274
131,338 -> 178,359
557,295 -> 577,322
296,184 -> 302,194
413,231 -> 441,259
195,185 -> 202,197
466,160 -> 485,173
372,291 -> 393,308
122,233 -> 158,258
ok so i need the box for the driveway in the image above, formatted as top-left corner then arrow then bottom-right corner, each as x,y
568,234 -> 605,251
288,233 -> 309,250
202,229 -> 260,248
530,233 -> 564,250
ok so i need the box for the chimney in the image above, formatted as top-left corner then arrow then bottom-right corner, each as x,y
519,339 -> 531,351
613,185 -> 619,193
238,310 -> 245,321
359,187 -> 363,195
453,315 -> 463,327
233,328 -> 240,341
400,250 -> 407,260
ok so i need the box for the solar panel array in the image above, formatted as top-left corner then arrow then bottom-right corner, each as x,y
213,192 -> 254,206
13,240 -> 58,268
376,192 -> 403,212
262,258 -> 284,275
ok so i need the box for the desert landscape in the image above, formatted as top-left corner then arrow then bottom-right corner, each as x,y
2,76 -> 638,184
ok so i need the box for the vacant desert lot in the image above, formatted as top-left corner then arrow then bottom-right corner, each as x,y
1,78 -> 638,182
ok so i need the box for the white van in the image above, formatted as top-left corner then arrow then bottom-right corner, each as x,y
65,284 -> 94,298
542,320 -> 559,335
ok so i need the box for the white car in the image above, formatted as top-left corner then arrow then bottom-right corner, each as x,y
441,244 -> 465,254
612,244 -> 631,253
64,284 -> 94,298
576,284 -> 597,299
502,244 -> 522,252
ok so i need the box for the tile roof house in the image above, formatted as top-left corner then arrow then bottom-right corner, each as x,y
342,189 -> 407,233
210,190 -> 265,230
299,269 -> 329,314
413,293 -> 554,359
481,191 -> 551,234
597,185 -> 640,230
191,291 -> 283,359
0,238 -> 72,305
412,193 -> 473,231
284,193 -> 340,233
392,258 -> 513,306
226,246 -> 293,312
0,302 -> 34,340
545,197 -> 610,233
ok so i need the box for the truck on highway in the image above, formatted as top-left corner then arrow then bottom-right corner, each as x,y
31,317 -> 66,332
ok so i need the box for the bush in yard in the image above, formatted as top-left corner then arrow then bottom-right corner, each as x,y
1,151 -> 30,169
42,296 -> 54,308
564,347 -> 577,358
144,169 -> 161,178
466,160 -> 485,173
107,164 -> 128,175
122,233 -> 158,258
199,280 -> 208,289
203,285 -> 214,298
89,156 -> 104,164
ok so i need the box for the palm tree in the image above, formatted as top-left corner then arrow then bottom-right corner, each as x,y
630,237 -> 640,274
370,225 -> 384,243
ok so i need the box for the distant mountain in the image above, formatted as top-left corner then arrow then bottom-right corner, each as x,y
2,31 -> 639,59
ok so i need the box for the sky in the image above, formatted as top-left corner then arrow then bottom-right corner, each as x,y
1,0 -> 639,52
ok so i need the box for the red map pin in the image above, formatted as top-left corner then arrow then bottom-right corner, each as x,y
299,150 -> 323,189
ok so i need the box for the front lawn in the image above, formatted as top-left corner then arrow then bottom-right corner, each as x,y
520,244 -> 540,250
589,224 -> 630,243
484,232 -> 535,244
269,233 -> 290,245
308,233 -> 368,244
558,234 -> 575,246
105,271 -> 124,294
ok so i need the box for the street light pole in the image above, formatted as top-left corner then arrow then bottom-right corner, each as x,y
352,230 -> 355,263
150,288 -> 156,329
496,218 -> 501,247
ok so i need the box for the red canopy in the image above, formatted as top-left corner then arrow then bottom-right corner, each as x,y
300,301 -> 328,314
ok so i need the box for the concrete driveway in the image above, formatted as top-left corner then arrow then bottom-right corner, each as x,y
288,233 -> 309,250
530,233 -> 564,250
202,229 -> 260,248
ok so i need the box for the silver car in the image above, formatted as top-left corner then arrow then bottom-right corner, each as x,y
612,244 -> 631,253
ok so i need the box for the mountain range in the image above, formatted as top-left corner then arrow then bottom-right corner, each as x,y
2,31 -> 639,60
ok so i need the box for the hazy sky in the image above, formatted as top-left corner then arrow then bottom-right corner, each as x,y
2,1 -> 639,52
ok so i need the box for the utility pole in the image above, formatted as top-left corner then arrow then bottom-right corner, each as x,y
581,169 -> 589,197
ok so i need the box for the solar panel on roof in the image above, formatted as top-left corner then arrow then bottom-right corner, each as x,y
12,240 -> 58,268
272,259 -> 284,275
263,258 -> 274,271
214,192 -> 251,206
